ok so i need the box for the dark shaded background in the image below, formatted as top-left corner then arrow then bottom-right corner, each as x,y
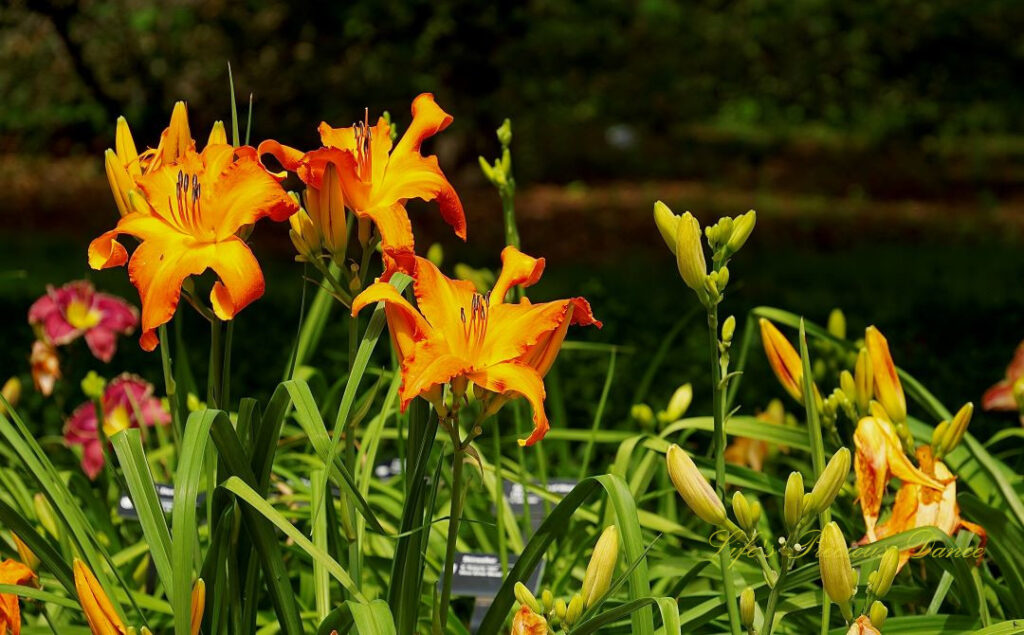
1,0 -> 1022,437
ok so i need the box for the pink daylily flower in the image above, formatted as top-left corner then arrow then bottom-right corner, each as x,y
982,339 -> 1024,413
28,281 -> 138,363
64,374 -> 170,479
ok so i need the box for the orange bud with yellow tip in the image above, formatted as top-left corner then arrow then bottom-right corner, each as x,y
190,579 -> 205,635
865,326 -> 906,423
759,319 -> 805,403
73,558 -> 126,635
11,533 -> 39,571
160,101 -> 192,165
114,117 -> 140,177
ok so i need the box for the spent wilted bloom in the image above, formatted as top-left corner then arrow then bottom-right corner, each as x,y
65,374 -> 170,479
73,559 -> 126,635
28,281 -> 138,362
89,143 -> 298,350
853,416 -> 943,541
865,326 -> 907,423
351,246 -> 600,445
260,94 -> 466,270
666,444 -> 727,526
30,340 -> 60,397
510,605 -> 548,634
0,559 -> 36,635
847,615 -> 882,635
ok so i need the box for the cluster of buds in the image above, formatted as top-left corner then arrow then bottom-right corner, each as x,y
930,402 -> 973,461
782,449 -> 851,537
653,202 -> 756,308
289,162 -> 349,267
479,119 -> 514,191
514,525 -> 619,632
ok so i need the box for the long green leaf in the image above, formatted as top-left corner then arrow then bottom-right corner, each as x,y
172,410 -> 215,634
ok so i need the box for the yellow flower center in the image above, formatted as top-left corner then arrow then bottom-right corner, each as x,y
103,406 -> 131,437
66,300 -> 102,330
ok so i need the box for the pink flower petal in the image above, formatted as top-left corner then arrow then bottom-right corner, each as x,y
95,293 -> 139,333
84,328 -> 118,363
27,293 -> 59,325
64,401 -> 98,441
982,381 -> 1017,412
81,440 -> 105,480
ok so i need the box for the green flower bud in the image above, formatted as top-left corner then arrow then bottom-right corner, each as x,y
725,210 -> 756,255
515,581 -> 542,613
868,546 -> 899,599
676,212 -> 709,298
658,383 -> 693,422
34,494 -> 59,540
827,308 -> 847,340
582,525 -> 619,608
807,448 -> 851,515
81,371 -> 107,400
819,522 -> 857,621
937,402 -> 973,458
666,444 -> 727,526
553,598 -> 567,622
868,601 -> 888,628
839,370 -> 856,403
426,243 -> 444,267
784,472 -> 804,533
732,491 -> 755,534
739,586 -> 756,629
541,588 -> 554,612
497,118 -> 513,148
565,593 -> 583,627
722,315 -> 736,343
653,201 -> 681,255
854,348 -> 873,413
717,266 -> 730,290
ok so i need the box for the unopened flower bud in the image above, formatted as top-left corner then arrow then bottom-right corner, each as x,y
191,578 -> 205,635
827,308 -> 847,340
81,371 -> 107,401
34,494 -> 59,540
515,581 -> 542,613
739,586 -> 756,629
868,546 -> 899,599
717,266 -> 730,290
74,558 -> 127,635
497,119 -> 513,148
784,472 -> 804,532
653,201 -> 680,254
676,212 -> 709,300
0,377 -> 21,414
582,525 -> 619,608
12,533 -> 39,571
289,209 -> 321,262
553,598 -> 567,621
839,371 -> 856,404
868,601 -> 888,629
659,384 -> 693,422
631,403 -> 655,427
866,326 -> 906,423
541,588 -> 554,612
760,319 -> 804,403
732,491 -> 756,533
207,120 -> 227,146
313,163 -> 348,262
725,210 -> 756,255
564,593 -> 583,627
854,348 -> 873,412
162,101 -> 192,165
819,522 -> 857,621
666,444 -> 727,526
722,315 -> 736,343
807,448 -> 851,514
937,402 -> 973,458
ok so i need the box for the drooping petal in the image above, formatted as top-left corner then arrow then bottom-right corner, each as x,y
399,345 -> 467,409
358,202 -> 416,262
126,235 -> 216,351
207,238 -> 266,321
490,246 -> 545,305
88,213 -> 172,270
351,282 -> 431,363
257,139 -> 309,175
204,146 -> 299,238
393,94 -> 454,158
372,151 -> 466,241
467,362 -> 548,445
84,328 -> 118,363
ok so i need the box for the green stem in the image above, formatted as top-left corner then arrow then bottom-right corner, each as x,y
157,324 -> 183,446
439,420 -> 467,630
208,318 -> 224,410
708,303 -> 741,635
345,313 -> 361,589
762,555 -> 791,635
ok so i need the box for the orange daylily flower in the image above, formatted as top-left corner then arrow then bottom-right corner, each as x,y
865,326 -> 907,422
73,559 -> 126,635
89,144 -> 298,351
982,339 -> 1024,414
872,446 -> 986,570
853,416 -> 945,542
724,399 -> 785,471
0,559 -> 35,635
259,93 -> 466,267
510,605 -> 548,634
351,246 -> 600,445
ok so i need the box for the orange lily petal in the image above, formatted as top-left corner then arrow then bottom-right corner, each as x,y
0,559 -> 35,635
411,257 -> 477,347
352,281 -> 431,363
359,203 -> 416,261
760,318 -> 804,402
467,361 -> 548,446
866,326 -> 907,422
208,237 -> 266,321
491,246 -> 545,304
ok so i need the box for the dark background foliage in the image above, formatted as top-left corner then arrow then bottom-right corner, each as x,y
1,0 -> 1022,439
